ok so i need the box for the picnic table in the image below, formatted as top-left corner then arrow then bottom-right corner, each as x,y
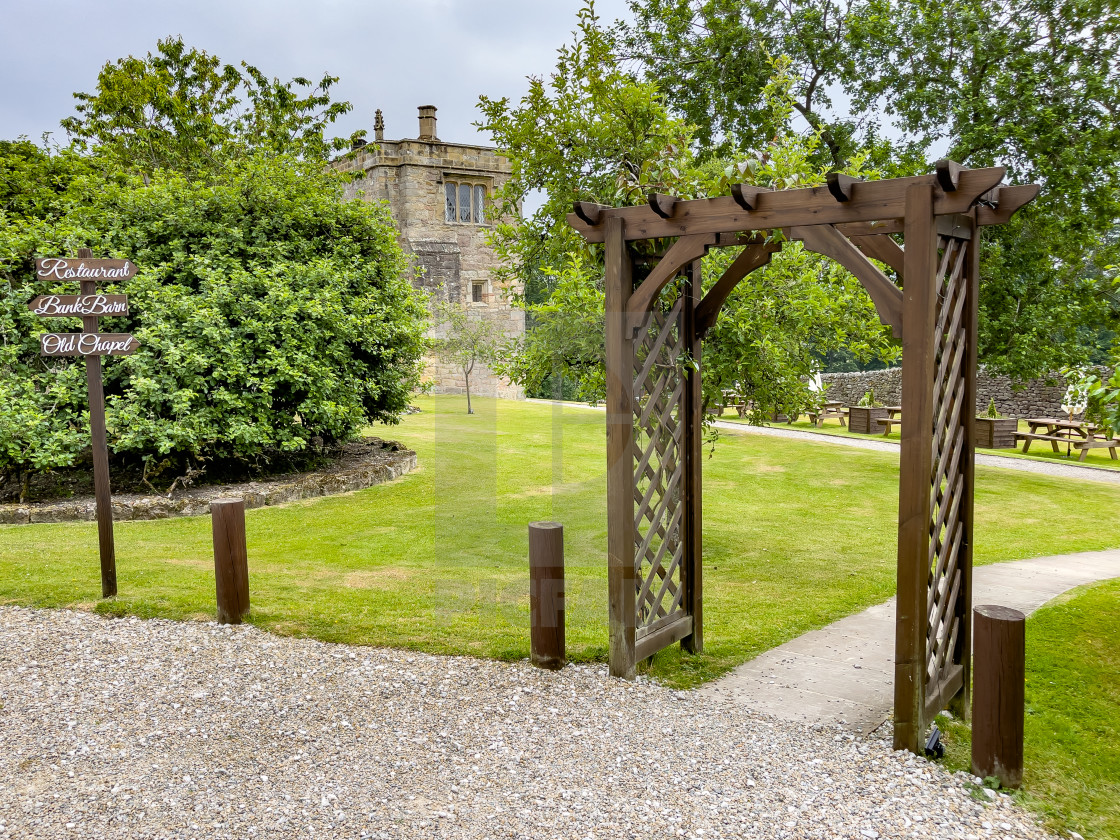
715,390 -> 748,418
807,401 -> 847,427
876,406 -> 904,436
1017,418 -> 1120,461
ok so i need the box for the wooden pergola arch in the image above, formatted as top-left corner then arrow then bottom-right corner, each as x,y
566,162 -> 1039,752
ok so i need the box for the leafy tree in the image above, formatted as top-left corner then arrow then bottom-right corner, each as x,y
619,0 -> 1120,379
480,14 -> 898,415
492,252 -> 608,402
0,146 -> 427,494
477,1 -> 694,295
61,37 -> 358,180
429,294 -> 506,414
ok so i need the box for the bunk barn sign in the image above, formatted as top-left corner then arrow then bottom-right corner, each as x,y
30,251 -> 139,599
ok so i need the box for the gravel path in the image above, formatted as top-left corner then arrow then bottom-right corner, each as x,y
0,608 -> 1056,840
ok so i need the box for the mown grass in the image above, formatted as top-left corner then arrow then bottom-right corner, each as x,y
935,578 -> 1120,840
1,396 -> 1119,689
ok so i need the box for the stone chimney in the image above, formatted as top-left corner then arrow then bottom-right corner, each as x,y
374,109 -> 384,142
418,105 -> 438,141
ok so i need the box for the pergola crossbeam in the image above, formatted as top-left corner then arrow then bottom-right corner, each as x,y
567,167 -> 1007,243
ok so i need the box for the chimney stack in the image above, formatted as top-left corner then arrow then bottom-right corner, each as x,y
418,105 -> 438,141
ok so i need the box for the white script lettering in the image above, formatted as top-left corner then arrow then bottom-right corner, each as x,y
32,295 -> 128,317
36,258 -> 133,281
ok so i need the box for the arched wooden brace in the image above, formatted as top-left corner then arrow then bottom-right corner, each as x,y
852,235 -> 905,276
694,243 -> 782,339
625,233 -> 716,336
790,224 -> 904,337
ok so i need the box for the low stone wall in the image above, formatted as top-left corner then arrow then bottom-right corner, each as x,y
820,366 -> 1114,417
0,440 -> 416,526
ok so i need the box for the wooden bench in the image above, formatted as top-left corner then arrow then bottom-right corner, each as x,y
1016,432 -> 1072,453
876,417 -> 902,436
808,404 -> 847,427
1074,437 -> 1120,461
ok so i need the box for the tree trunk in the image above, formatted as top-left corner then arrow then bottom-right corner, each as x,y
464,365 -> 473,414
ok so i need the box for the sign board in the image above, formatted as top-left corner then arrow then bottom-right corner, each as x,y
28,294 -> 129,317
35,257 -> 138,283
40,333 -> 139,357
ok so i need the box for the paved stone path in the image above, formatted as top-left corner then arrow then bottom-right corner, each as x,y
697,549 -> 1120,732
711,418 -> 1120,484
528,401 -> 1120,484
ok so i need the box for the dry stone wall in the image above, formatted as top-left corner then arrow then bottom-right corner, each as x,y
820,366 -> 1114,417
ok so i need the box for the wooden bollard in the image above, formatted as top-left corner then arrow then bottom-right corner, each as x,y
211,498 -> 250,625
971,604 -> 1026,788
529,521 -> 565,670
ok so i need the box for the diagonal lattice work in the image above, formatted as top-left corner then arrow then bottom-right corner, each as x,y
926,233 -> 971,699
631,294 -> 687,636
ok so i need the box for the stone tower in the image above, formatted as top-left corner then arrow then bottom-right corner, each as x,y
336,106 -> 524,399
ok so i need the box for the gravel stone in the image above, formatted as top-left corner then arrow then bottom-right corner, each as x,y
0,607 -> 1059,839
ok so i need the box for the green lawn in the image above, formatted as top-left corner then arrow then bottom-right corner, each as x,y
716,413 -> 1120,471
1,395 -> 1119,688
937,578 -> 1120,840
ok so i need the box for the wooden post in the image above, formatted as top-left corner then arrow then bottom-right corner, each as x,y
76,247 -> 117,598
680,259 -> 703,654
971,604 -> 1025,788
894,184 -> 938,752
211,498 -> 250,624
604,215 -> 637,679
529,521 -> 565,669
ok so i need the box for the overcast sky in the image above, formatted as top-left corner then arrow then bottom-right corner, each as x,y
0,0 -> 633,149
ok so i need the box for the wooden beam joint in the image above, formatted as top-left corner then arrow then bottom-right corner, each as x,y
827,173 -> 860,202
731,183 -> 770,211
647,192 -> 678,219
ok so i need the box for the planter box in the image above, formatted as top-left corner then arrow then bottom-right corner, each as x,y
849,406 -> 888,435
976,417 -> 1018,449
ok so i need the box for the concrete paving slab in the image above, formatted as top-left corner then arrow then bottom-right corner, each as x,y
698,549 -> 1120,730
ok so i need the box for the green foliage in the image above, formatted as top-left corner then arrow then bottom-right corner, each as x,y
0,147 -> 427,486
620,0 -> 1120,380
856,389 -> 883,408
493,252 -> 607,403
60,37 -> 358,180
477,1 -> 692,292
981,398 -> 1002,419
479,13 -> 898,417
428,293 -> 505,414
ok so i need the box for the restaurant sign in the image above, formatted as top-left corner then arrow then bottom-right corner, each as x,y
35,257 -> 138,282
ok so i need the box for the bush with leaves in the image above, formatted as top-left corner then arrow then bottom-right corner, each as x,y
0,146 -> 427,493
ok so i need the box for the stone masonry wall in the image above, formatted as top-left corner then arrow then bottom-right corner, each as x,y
820,366 -> 1114,416
335,116 -> 524,400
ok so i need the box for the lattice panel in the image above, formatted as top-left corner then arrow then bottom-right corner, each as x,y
631,294 -> 687,633
925,234 -> 971,694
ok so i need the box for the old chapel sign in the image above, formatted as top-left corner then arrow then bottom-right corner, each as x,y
31,252 -> 140,598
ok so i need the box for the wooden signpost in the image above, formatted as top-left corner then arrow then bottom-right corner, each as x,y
32,249 -> 139,598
